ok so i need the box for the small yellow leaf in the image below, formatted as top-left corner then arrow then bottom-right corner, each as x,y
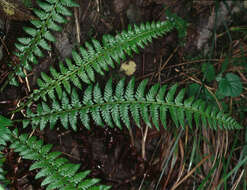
120,60 -> 136,76
3,5 -> 14,16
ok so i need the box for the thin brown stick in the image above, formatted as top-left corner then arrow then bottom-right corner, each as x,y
231,169 -> 245,190
74,7 -> 80,43
170,154 -> 211,190
142,125 -> 148,160
157,46 -> 178,76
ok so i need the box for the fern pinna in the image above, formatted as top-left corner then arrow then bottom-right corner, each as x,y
10,130 -> 111,190
23,78 -> 242,131
16,13 -> 187,111
1,0 -> 78,90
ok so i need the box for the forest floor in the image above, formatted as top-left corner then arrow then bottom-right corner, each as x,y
0,0 -> 247,189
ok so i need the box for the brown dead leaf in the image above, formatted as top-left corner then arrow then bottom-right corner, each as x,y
0,0 -> 35,21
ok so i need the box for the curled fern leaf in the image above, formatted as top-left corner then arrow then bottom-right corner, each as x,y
18,15 -> 187,110
5,0 -> 78,87
23,78 -> 242,131
10,130 -> 111,190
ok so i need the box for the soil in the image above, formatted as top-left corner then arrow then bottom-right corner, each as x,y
0,0 -> 246,189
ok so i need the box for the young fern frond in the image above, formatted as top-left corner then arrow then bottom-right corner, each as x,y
10,130 -> 111,190
17,14 -> 187,111
23,78 -> 242,131
6,0 -> 78,87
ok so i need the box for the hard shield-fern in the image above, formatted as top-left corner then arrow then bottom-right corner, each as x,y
10,129 -> 111,190
16,14 -> 186,111
0,116 -> 12,184
0,116 -> 110,189
23,78 -> 242,131
1,0 -> 78,90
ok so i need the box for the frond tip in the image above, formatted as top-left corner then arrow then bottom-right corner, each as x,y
23,78 -> 242,131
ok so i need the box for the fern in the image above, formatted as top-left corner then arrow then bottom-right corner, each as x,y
22,78 -> 242,131
16,14 -> 186,111
0,115 -> 12,185
10,129 -> 111,190
0,116 -> 12,184
1,0 -> 78,89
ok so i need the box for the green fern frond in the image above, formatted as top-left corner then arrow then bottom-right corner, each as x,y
23,78 -> 242,131
0,146 -> 9,185
6,0 -> 78,87
10,130 -> 111,190
18,15 -> 187,110
0,115 -> 13,184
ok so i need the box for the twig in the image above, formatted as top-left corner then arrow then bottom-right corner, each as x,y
156,46 -> 178,78
141,125 -> 148,160
23,69 -> 30,92
0,36 -> 10,55
170,154 -> 211,190
96,0 -> 100,12
81,0 -> 92,22
129,128 -> 135,147
74,7 -> 80,43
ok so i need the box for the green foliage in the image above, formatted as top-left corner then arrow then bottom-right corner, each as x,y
165,10 -> 187,42
0,147 -> 8,185
10,130 -> 111,190
0,116 -> 12,185
8,0 -> 79,86
216,73 -> 243,98
23,78 -> 242,131
202,63 -> 215,82
19,19 -> 182,110
22,0 -> 33,8
0,115 -> 13,128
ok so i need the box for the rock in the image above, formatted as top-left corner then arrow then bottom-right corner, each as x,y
126,3 -> 142,23
54,30 -> 74,60
54,20 -> 77,60
196,1 -> 247,53
113,0 -> 130,14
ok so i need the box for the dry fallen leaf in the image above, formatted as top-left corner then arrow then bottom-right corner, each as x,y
120,60 -> 136,76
